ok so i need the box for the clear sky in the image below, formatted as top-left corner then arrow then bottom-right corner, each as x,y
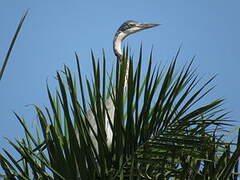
0,1 -> 240,152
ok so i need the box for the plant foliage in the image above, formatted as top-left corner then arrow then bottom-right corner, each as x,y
0,10 -> 28,81
0,48 -> 239,180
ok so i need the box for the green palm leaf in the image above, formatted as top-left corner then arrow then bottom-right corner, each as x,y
0,10 -> 28,81
0,48 -> 239,180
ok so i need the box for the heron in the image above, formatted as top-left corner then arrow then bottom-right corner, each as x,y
86,20 -> 159,151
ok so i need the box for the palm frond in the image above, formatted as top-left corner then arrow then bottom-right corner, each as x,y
0,10 -> 28,81
0,48 -> 238,179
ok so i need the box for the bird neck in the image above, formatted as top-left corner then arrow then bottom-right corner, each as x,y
113,32 -> 128,58
113,31 -> 130,89
124,60 -> 129,89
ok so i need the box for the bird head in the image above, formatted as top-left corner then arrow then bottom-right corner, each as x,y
117,20 -> 160,35
113,20 -> 160,58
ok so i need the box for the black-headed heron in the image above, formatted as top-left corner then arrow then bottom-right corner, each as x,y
86,21 -> 159,151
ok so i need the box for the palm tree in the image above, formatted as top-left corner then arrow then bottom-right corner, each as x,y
0,47 -> 239,179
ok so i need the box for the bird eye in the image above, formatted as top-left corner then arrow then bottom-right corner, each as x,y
128,22 -> 135,27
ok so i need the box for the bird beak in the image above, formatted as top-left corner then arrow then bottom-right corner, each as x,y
140,23 -> 160,29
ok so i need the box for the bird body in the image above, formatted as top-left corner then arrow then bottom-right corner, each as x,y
88,97 -> 114,150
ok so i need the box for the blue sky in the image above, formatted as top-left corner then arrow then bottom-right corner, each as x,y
0,1 -> 240,153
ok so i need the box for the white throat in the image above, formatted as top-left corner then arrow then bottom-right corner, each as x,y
113,32 -> 128,58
